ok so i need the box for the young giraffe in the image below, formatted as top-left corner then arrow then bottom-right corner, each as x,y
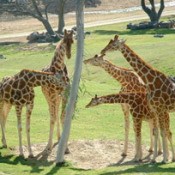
101,35 -> 175,162
83,54 -> 161,156
86,93 -> 159,162
0,69 -> 67,157
41,29 -> 74,151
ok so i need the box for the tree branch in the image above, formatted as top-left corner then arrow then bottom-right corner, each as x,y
31,0 -> 43,18
157,0 -> 165,20
141,0 -> 151,15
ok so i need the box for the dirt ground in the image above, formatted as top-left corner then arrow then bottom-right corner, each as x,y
13,140 -> 171,170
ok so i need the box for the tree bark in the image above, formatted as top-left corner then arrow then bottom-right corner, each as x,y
57,0 -> 66,34
15,0 -> 55,36
55,0 -> 85,164
141,0 -> 165,24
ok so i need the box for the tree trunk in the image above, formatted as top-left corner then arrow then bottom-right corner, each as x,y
141,0 -> 165,24
57,0 -> 65,34
15,0 -> 56,37
55,0 -> 85,165
40,18 -> 55,36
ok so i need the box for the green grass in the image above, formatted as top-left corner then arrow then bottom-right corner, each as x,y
1,16 -> 175,174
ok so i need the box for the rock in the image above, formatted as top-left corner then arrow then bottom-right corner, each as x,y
0,54 -> 6,59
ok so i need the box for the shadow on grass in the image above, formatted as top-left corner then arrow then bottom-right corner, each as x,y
0,152 -> 54,173
0,149 -> 88,175
99,162 -> 175,175
45,162 -> 90,175
0,41 -> 21,46
93,28 -> 175,36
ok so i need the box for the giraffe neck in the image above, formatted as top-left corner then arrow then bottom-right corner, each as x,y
119,44 -> 156,84
101,60 -> 142,87
98,93 -> 143,106
49,40 -> 66,72
119,43 -> 172,91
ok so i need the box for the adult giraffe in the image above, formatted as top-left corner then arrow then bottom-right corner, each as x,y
0,69 -> 67,157
83,54 -> 161,157
86,93 -> 160,162
101,35 -> 175,162
41,29 -> 74,151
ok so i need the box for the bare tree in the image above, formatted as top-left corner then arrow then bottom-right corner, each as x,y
15,0 -> 56,36
57,0 -> 66,34
141,0 -> 165,24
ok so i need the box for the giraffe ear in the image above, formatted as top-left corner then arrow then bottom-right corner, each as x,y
95,54 -> 98,58
114,35 -> 119,40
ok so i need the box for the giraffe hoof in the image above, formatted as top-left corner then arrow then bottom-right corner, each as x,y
161,160 -> 168,164
28,154 -> 34,159
134,158 -> 142,163
148,148 -> 153,153
172,158 -> 175,162
19,154 -> 24,158
121,153 -> 127,157
150,159 -> 156,164
2,145 -> 7,149
65,147 -> 70,154
158,150 -> 162,155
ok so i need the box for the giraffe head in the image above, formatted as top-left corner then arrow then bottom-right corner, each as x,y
86,94 -> 102,108
83,54 -> 105,66
62,29 -> 74,59
101,35 -> 126,54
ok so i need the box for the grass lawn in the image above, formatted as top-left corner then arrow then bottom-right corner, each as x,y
0,16 -> 175,174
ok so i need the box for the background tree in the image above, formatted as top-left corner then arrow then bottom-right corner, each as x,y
1,0 -> 101,39
46,0 -> 101,33
141,0 -> 165,24
16,0 -> 56,36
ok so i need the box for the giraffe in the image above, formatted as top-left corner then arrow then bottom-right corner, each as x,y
0,69 -> 67,157
83,54 -> 161,156
101,35 -> 175,162
41,29 -> 74,151
86,92 -> 159,162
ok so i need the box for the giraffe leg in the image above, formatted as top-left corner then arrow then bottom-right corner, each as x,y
1,103 -> 12,148
60,83 -> 70,127
157,130 -> 162,155
121,103 -> 130,157
133,117 -> 142,162
151,126 -> 158,163
166,130 -> 175,162
164,114 -> 175,162
59,95 -> 70,154
0,102 -> 6,148
15,105 -> 24,157
148,120 -> 154,153
26,103 -> 34,158
46,96 -> 60,151
160,129 -> 168,163
159,112 -> 170,163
